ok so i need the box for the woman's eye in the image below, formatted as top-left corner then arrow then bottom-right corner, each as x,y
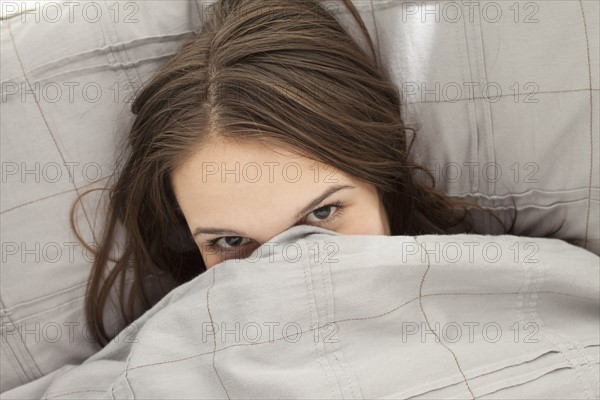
205,202 -> 344,254
208,236 -> 250,251
305,204 -> 339,223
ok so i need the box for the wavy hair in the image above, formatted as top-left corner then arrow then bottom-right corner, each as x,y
71,0 -> 513,346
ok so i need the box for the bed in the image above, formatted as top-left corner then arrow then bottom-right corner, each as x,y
1,0 -> 598,398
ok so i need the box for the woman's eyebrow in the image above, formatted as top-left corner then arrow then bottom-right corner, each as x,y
292,184 -> 355,220
192,184 -> 355,238
193,227 -> 245,237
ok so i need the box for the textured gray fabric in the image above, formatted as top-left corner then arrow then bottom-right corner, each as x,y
2,225 -> 598,399
1,0 -> 598,393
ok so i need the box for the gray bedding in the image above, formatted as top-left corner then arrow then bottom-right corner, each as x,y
2,225 -> 599,399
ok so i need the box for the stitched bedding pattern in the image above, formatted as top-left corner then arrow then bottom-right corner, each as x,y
0,0 -> 598,395
1,226 -> 599,398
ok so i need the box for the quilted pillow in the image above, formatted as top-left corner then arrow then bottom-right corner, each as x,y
0,0 -> 200,391
1,0 -> 598,392
370,0 -> 599,252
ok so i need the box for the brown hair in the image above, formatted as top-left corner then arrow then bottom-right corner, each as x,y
71,0 -> 512,346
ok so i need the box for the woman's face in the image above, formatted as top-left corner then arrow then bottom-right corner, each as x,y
171,139 -> 391,268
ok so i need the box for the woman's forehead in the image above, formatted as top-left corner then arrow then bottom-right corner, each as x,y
170,140 -> 358,233
173,140 -> 346,191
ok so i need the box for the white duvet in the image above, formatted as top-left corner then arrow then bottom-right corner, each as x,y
2,226 -> 599,399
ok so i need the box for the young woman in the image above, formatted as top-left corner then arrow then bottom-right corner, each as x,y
72,0 -> 511,346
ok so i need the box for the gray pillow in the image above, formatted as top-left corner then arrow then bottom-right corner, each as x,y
1,0 -> 598,393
